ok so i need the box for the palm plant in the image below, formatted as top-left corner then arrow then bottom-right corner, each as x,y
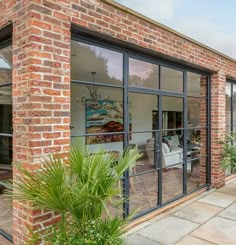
220,133 -> 236,174
14,145 -> 141,244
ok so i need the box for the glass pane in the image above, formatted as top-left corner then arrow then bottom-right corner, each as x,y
226,102 -> 231,127
129,170 -> 158,214
233,84 -> 236,101
188,97 -> 207,127
162,97 -> 183,130
71,83 -> 123,136
71,134 -> 124,154
233,103 -> 236,126
162,130 -> 183,168
226,126 -> 231,134
162,163 -> 183,203
0,45 -> 12,70
71,41 -> 123,86
187,72 -> 200,95
226,82 -> 231,101
161,66 -> 183,92
187,157 -> 207,193
129,132 -> 161,173
187,73 -> 207,96
188,98 -> 200,127
129,92 -> 158,132
187,128 -> 207,157
129,58 -> 159,89
0,70 -> 12,86
0,135 -> 12,165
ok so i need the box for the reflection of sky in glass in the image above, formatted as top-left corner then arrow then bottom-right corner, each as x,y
80,42 -> 123,81
233,84 -> 236,99
0,57 -> 11,69
129,58 -> 155,79
226,82 -> 231,99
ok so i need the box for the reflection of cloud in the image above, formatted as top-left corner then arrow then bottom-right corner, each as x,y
116,0 -> 182,20
129,58 -> 155,79
93,46 -> 123,81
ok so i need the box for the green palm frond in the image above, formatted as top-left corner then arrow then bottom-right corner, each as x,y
13,144 -> 140,244
221,133 -> 236,174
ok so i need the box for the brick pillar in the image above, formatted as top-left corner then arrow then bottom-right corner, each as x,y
210,71 -> 226,188
199,75 -> 207,185
12,2 -> 71,244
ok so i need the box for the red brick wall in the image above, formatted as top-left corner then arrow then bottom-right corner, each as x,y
0,0 -> 235,243
211,71 -> 226,188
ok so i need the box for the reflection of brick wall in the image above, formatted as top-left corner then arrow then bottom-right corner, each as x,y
0,0 -> 235,243
199,76 -> 207,185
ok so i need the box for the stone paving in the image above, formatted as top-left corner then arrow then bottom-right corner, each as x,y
126,177 -> 236,245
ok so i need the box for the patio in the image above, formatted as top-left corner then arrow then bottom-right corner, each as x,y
126,176 -> 236,244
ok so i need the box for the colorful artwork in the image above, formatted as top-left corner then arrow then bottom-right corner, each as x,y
85,99 -> 131,144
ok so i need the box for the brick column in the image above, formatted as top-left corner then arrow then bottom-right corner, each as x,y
199,75 -> 207,185
12,2 -> 71,244
210,71 -> 226,188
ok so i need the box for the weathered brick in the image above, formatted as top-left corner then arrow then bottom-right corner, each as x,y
3,0 -> 236,244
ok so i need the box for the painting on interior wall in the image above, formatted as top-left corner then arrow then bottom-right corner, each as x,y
85,99 -> 131,144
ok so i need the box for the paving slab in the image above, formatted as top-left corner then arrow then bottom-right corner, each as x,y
136,216 -> 199,244
218,202 -> 236,221
126,221 -> 151,235
126,234 -> 160,245
175,235 -> 216,245
191,216 -> 236,244
173,202 -> 222,224
216,183 -> 236,195
228,179 -> 236,185
198,191 -> 236,208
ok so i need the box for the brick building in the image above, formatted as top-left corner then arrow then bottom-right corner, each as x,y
0,0 -> 234,244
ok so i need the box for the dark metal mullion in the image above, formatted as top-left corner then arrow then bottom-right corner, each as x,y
183,71 -> 188,194
0,83 -> 12,87
123,52 -> 129,218
130,167 -> 161,177
207,75 -> 211,190
128,129 -> 160,134
160,90 -> 185,98
128,86 -> 160,95
0,133 -> 12,137
158,68 -> 162,206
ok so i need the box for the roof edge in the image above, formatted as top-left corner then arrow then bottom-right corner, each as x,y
102,0 -> 236,64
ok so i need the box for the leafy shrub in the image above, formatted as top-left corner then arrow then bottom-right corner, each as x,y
220,133 -> 236,174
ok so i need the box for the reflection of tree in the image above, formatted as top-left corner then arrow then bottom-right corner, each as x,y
75,43 -> 121,84
129,63 -> 158,87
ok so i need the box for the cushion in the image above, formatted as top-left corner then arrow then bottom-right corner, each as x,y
162,143 -> 170,154
171,135 -> 180,150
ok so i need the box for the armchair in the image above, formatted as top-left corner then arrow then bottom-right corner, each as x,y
162,143 -> 183,168
145,139 -> 183,168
